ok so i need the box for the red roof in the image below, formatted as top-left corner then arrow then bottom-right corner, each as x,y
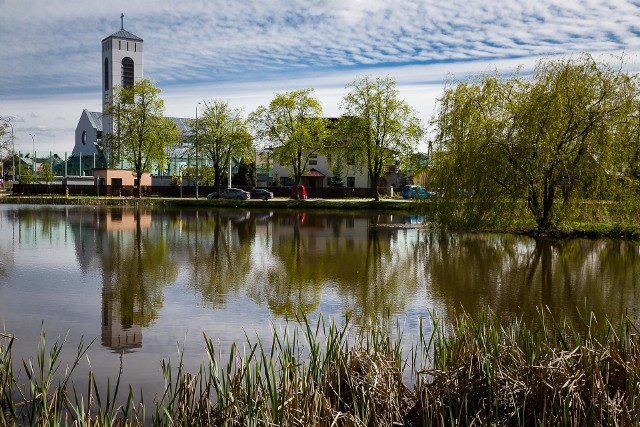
303,168 -> 325,177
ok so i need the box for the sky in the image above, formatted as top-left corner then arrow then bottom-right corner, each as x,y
1,0 -> 640,153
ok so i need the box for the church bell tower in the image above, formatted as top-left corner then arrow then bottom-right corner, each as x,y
102,14 -> 144,138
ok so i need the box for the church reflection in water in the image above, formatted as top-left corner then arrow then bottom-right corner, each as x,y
40,204 -> 640,354
101,284 -> 142,352
61,207 -> 422,352
68,207 -> 156,353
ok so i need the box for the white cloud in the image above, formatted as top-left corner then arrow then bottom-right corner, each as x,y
2,0 -> 640,152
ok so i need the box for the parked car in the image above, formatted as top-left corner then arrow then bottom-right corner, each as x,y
402,185 -> 431,199
250,188 -> 274,200
207,188 -> 250,200
290,184 -> 308,199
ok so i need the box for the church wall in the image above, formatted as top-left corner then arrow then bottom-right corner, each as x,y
73,110 -> 100,155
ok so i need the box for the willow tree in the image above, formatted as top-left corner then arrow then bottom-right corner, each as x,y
249,88 -> 327,193
431,55 -> 636,231
195,100 -> 253,194
105,79 -> 181,197
340,76 -> 423,201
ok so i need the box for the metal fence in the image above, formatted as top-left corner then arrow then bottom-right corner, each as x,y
12,183 -> 381,199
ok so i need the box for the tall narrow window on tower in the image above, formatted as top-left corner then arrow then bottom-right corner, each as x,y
121,57 -> 134,88
104,58 -> 109,91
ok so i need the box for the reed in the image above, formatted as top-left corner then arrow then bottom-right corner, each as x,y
3,309 -> 640,426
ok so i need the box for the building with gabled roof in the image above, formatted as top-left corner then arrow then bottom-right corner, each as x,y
73,17 -> 192,167
73,110 -> 103,155
74,15 -> 144,157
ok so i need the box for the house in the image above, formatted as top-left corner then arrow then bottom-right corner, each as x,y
93,168 -> 151,188
271,152 -> 403,193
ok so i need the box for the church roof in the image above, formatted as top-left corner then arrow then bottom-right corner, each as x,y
86,111 -> 103,132
85,112 -> 190,134
103,29 -> 143,42
166,117 -> 191,134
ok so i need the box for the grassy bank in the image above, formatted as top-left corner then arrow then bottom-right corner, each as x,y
3,310 -> 640,426
0,195 -> 415,211
3,195 -> 640,238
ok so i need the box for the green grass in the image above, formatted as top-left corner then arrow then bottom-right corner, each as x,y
4,310 -> 640,425
0,195 -> 416,211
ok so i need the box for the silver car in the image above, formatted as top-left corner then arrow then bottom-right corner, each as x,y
207,188 -> 250,200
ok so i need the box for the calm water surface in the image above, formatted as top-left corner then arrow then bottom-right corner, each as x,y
1,204 -> 640,400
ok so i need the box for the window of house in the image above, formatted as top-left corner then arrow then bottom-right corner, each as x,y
327,177 -> 332,186
347,155 -> 355,165
347,177 -> 355,188
310,159 -> 317,165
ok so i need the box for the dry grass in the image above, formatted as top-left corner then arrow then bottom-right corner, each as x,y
3,310 -> 640,426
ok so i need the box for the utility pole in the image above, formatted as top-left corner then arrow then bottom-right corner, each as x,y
195,102 -> 201,199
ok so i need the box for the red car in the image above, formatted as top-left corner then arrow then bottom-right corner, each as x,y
290,184 -> 307,199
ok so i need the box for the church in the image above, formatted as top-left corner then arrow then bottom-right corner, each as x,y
73,15 -> 145,157
71,16 -> 191,178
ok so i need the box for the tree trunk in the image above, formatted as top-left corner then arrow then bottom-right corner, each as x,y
214,164 -> 222,196
135,172 -> 142,198
371,175 -> 380,201
292,174 -> 302,199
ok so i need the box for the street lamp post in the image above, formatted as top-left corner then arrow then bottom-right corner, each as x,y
179,164 -> 186,198
195,102 -> 201,199
29,133 -> 35,173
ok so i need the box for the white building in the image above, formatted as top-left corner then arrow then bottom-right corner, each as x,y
271,151 -> 402,193
73,15 -> 144,156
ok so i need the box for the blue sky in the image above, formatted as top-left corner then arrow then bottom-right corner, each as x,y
1,0 -> 639,152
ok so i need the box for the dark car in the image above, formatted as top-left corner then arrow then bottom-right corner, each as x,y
250,188 -> 274,200
207,188 -> 250,200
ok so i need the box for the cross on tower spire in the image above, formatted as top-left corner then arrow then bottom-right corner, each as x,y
120,13 -> 124,30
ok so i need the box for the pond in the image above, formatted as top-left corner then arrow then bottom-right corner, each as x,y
1,204 -> 640,401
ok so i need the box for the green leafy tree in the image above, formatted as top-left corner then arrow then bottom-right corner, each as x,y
431,55 -> 635,231
340,76 -> 423,201
271,172 -> 281,187
249,89 -> 327,196
234,158 -> 256,187
328,154 -> 346,187
198,165 -> 216,186
40,161 -> 55,184
195,100 -> 253,194
105,79 -> 182,197
181,166 -> 196,182
19,165 -> 34,184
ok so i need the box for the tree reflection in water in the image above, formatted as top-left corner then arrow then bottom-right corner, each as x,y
65,207 -> 178,352
421,231 -> 640,325
12,206 -> 640,349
